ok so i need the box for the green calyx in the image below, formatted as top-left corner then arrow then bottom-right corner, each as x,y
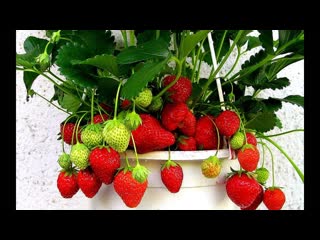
230,132 -> 245,150
201,155 -> 221,178
132,164 -> 150,183
255,167 -> 270,184
135,88 -> 153,108
51,30 -> 61,44
58,152 -> 72,170
102,119 -> 130,153
148,97 -> 163,112
81,124 -> 103,149
161,159 -> 178,171
70,143 -> 90,170
36,52 -> 50,71
124,111 -> 142,131
60,166 -> 77,177
240,143 -> 255,152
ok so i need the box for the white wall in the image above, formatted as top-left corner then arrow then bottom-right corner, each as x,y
16,30 -> 304,210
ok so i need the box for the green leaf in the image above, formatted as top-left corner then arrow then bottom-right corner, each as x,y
121,59 -> 168,99
278,30 -> 302,49
56,42 -> 97,88
24,36 -> 49,53
247,36 -> 261,50
261,98 -> 282,112
136,30 -> 171,45
277,30 -> 304,55
16,53 -> 36,68
179,30 -> 211,59
258,30 -> 274,54
275,116 -> 283,129
96,77 -> 119,102
73,54 -> 119,77
23,71 -> 39,95
58,93 -> 82,113
261,77 -> 290,90
245,111 -> 277,132
276,95 -> 304,108
117,39 -> 169,64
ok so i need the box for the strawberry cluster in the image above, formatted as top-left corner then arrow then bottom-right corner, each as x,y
56,75 -> 285,210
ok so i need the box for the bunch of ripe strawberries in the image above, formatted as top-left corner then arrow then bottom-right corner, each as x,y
57,75 -> 285,210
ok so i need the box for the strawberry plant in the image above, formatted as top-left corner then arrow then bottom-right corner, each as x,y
16,30 -> 304,210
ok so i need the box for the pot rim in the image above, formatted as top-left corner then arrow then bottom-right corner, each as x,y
121,149 -> 230,161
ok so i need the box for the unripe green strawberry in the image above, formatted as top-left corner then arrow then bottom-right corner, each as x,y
230,132 -> 245,150
201,155 -> 221,178
135,88 -> 153,108
148,97 -> 163,112
70,143 -> 90,170
255,167 -> 269,184
81,124 -> 103,149
58,153 -> 71,170
124,111 -> 142,131
103,119 -> 130,153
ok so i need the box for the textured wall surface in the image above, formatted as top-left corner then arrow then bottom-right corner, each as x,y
16,30 -> 304,210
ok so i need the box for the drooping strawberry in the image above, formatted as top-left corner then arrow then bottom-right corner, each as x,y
237,144 -> 260,172
194,115 -> 219,150
177,136 -> 197,151
70,143 -> 90,170
161,102 -> 189,131
130,114 -> 175,154
77,167 -> 102,198
58,152 -> 71,170
178,110 -> 196,137
113,168 -> 148,208
246,132 -> 257,146
81,124 -> 103,149
89,147 -> 121,185
134,88 -> 153,108
163,75 -> 192,103
103,118 -> 130,153
215,110 -> 240,137
241,185 -> 264,210
93,114 -> 109,124
230,131 -> 245,150
255,167 -> 269,184
201,155 -> 221,178
60,122 -> 82,145
263,187 -> 286,210
57,168 -> 79,198
226,173 -> 262,209
161,159 -> 183,193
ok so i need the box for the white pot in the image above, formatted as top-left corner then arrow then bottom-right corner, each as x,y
90,149 -> 240,210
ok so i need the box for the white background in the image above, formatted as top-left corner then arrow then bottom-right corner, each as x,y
16,30 -> 304,210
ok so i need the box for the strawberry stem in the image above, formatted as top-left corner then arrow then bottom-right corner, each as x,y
263,129 -> 304,138
75,112 -> 88,143
130,133 -> 140,166
121,30 -> 128,48
90,89 -> 95,125
113,82 -> 122,120
262,142 -> 275,187
260,135 -> 304,183
200,112 -> 220,155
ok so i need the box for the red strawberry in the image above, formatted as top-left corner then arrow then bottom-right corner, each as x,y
215,110 -> 240,137
77,167 -> 102,198
121,99 -> 132,109
226,173 -> 261,208
263,188 -> 286,210
130,114 -> 175,154
195,115 -> 219,150
113,169 -> 148,208
161,160 -> 183,193
246,132 -> 257,146
237,144 -> 260,172
178,110 -> 196,137
57,169 -> 79,198
60,122 -> 82,145
89,147 -> 121,185
241,185 -> 264,210
177,136 -> 197,151
161,103 -> 189,131
163,75 -> 192,103
93,114 -> 109,124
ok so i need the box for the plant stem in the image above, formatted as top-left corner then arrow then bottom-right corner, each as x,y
263,129 -> 304,138
130,133 -> 140,166
121,30 -> 128,48
263,141 -> 275,187
129,30 -> 135,46
153,57 -> 182,100
216,30 -> 227,61
113,82 -> 122,119
191,30 -> 244,109
190,39 -> 205,83
156,30 -> 160,40
224,46 -> 241,79
261,135 -> 304,183
90,89 -> 95,124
